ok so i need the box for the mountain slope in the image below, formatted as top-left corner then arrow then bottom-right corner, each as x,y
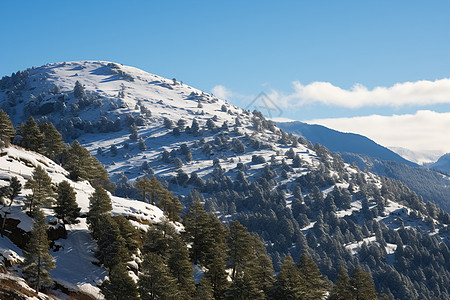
277,121 -> 417,166
0,145 -> 172,298
431,153 -> 450,173
1,61 -> 449,299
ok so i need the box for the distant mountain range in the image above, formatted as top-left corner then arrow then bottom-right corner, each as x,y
277,120 -> 450,212
276,121 -> 417,166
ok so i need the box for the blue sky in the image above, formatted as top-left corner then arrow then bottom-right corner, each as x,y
1,1 -> 449,153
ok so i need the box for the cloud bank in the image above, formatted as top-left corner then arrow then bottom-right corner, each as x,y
284,78 -> 450,108
306,110 -> 450,153
214,78 -> 450,109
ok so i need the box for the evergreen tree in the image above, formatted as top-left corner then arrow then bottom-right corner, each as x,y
138,252 -> 181,300
134,176 -> 163,204
228,221 -> 252,280
0,109 -> 15,149
54,180 -> 80,225
112,215 -> 140,256
194,277 -> 214,300
329,267 -> 353,300
94,214 -> 128,269
225,272 -> 264,300
349,265 -> 378,300
25,166 -> 55,213
248,234 -> 274,293
39,122 -> 64,160
183,198 -> 212,264
297,254 -> 329,300
20,117 -> 45,153
268,255 -> 305,300
86,185 -> 113,235
21,208 -> 55,292
167,234 -> 196,298
73,80 -> 86,99
102,263 -> 139,300
61,140 -> 109,184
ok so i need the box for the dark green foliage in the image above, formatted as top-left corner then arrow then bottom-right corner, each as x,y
19,117 -> 44,153
112,215 -> 141,255
134,176 -> 162,204
349,265 -> 378,300
329,267 -> 353,300
0,109 -> 15,149
268,255 -> 305,299
297,254 -> 329,299
21,208 -> 55,292
93,214 -> 128,269
194,277 -> 214,300
183,197 -> 228,297
87,186 -> 112,235
55,180 -> 80,225
24,166 -> 55,213
138,252 -> 180,300
102,263 -> 139,300
225,272 -> 264,300
39,122 -> 64,160
61,140 -> 109,185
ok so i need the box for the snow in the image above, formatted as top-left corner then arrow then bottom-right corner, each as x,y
0,144 -> 177,297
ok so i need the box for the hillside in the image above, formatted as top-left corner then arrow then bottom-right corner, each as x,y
0,145 -> 172,298
1,61 -> 450,299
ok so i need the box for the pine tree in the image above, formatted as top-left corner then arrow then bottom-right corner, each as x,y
168,234 -> 196,298
94,214 -> 128,269
0,109 -> 15,149
329,267 -> 353,300
194,277 -> 214,300
156,189 -> 182,222
21,208 -> 55,292
62,140 -> 109,184
102,263 -> 139,300
225,272 -> 264,300
297,254 -> 329,300
183,198 -> 211,264
134,176 -> 162,204
228,221 -> 252,280
268,255 -> 305,300
20,117 -> 45,153
350,265 -> 378,300
39,122 -> 64,160
54,180 -> 80,226
86,185 -> 113,237
25,166 -> 55,213
73,80 -> 86,99
138,252 -> 181,300
112,215 -> 140,256
248,234 -> 274,293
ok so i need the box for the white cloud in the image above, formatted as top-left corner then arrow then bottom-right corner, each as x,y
305,110 -> 450,153
211,85 -> 233,100
274,78 -> 450,108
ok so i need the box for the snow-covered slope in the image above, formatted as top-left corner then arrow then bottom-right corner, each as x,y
431,153 -> 450,173
0,145 -> 170,298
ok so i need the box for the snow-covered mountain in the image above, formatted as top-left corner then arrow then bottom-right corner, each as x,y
1,61 -> 449,299
431,153 -> 450,174
277,121 -> 417,166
